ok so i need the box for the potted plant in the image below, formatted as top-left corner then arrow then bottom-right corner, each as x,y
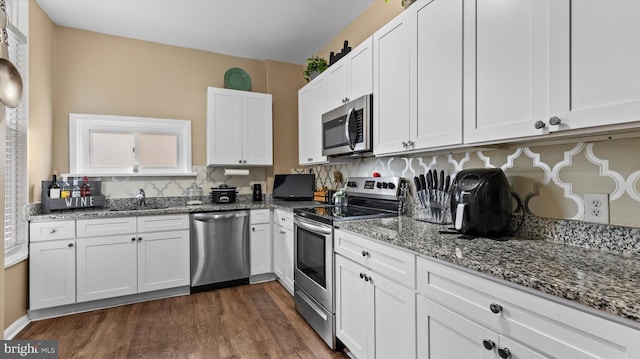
303,55 -> 328,82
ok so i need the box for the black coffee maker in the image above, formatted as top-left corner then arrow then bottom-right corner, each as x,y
252,183 -> 263,202
450,168 -> 512,236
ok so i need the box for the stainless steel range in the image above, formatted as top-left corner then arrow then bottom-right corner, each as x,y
293,176 -> 406,349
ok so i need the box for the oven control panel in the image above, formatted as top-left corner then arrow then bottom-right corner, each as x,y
345,177 -> 405,200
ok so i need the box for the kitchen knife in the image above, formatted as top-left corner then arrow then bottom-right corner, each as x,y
419,174 -> 427,207
431,170 -> 438,193
444,175 -> 451,193
425,171 -> 433,202
414,176 -> 425,207
439,170 -> 445,191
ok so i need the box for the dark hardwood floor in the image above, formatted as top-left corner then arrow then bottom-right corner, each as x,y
16,281 -> 346,359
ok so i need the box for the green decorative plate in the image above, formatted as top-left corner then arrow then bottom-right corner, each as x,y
224,68 -> 251,91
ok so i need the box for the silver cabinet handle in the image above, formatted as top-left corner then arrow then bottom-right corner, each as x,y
49,229 -> 56,234
534,120 -> 546,129
68,243 -> 74,248
549,116 -> 562,125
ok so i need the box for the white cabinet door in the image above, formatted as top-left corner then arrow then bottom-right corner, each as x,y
335,254 -> 370,359
29,240 -> 76,310
207,87 -> 273,166
325,36 -> 373,111
549,1 -> 640,132
244,92 -> 273,165
282,226 -> 294,294
336,253 -> 416,359
137,229 -> 190,293
272,224 -> 287,286
372,272 -> 416,359
417,295 -> 500,359
463,0 -> 551,144
76,235 -> 138,302
349,36 -> 373,102
373,10 -> 416,155
298,77 -> 329,165
250,223 -> 272,276
414,0 -> 463,149
206,87 -> 244,165
325,61 -> 350,111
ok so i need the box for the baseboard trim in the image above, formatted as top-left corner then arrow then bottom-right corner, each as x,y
4,314 -> 30,339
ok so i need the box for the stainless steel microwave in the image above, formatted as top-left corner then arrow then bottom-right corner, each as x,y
321,94 -> 373,157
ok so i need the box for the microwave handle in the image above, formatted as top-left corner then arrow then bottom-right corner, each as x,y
345,106 -> 355,150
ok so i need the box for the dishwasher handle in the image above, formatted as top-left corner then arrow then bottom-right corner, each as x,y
192,211 -> 249,222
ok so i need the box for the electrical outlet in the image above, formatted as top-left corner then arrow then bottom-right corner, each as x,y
584,193 -> 609,224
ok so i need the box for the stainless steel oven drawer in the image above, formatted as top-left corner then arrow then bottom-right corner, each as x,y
294,284 -> 336,350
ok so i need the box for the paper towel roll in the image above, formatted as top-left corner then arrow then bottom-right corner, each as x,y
224,168 -> 250,176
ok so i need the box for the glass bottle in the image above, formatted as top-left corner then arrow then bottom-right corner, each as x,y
71,177 -> 81,198
48,171 -> 61,199
81,176 -> 91,197
60,175 -> 71,199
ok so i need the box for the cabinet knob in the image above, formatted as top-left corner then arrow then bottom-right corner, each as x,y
364,274 -> 370,282
489,303 -> 502,314
68,243 -> 74,248
131,237 -> 136,242
252,227 -> 255,232
534,120 -> 546,129
49,228 -> 56,234
407,140 -> 414,147
243,160 -> 247,163
359,272 -> 365,279
307,158 -> 313,162
402,141 -> 408,148
498,347 -> 511,359
549,116 -> 562,126
138,237 -> 142,241
361,250 -> 369,257
482,339 -> 495,350
238,160 -> 242,164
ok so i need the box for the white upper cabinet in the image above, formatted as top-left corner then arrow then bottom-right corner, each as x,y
298,76 -> 329,166
206,87 -> 273,166
415,0 -> 463,149
374,0 -> 463,156
548,0 -> 640,132
463,0 -> 552,144
373,9 -> 415,155
325,36 -> 374,110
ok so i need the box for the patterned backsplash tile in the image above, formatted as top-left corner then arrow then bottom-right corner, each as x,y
302,138 -> 640,229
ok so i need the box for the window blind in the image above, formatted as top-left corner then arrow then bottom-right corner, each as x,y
4,23 -> 28,264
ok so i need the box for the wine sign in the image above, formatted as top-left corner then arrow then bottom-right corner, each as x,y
40,180 -> 105,214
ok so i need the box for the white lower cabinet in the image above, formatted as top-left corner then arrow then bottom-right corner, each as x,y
416,256 -> 640,359
30,214 -> 189,309
29,229 -> 76,310
250,209 -> 272,277
272,209 -> 294,294
77,234 -> 138,302
334,229 -> 416,359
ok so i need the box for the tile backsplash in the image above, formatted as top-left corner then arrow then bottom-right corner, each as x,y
302,137 -> 640,228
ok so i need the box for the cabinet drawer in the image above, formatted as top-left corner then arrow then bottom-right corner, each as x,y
335,229 -> 415,289
76,217 -> 137,237
137,214 -> 189,232
30,221 -> 76,242
273,209 -> 293,230
250,209 -> 271,224
417,256 -> 640,359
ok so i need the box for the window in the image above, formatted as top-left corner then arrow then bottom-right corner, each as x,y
69,114 -> 193,176
4,19 -> 29,266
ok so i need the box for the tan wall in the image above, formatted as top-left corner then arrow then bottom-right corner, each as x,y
316,0 -> 402,63
3,261 -> 27,330
51,27 -> 267,174
265,60 -> 307,189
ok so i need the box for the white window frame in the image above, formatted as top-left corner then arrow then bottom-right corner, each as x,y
4,2 -> 29,267
69,114 -> 194,176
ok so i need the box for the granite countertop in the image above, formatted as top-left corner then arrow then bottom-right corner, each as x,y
26,198 -> 321,221
335,217 -> 640,326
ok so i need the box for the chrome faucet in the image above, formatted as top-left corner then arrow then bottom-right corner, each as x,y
135,189 -> 146,206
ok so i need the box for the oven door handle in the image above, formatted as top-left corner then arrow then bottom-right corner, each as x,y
295,217 -> 332,235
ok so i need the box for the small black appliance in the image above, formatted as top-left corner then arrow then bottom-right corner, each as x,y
252,183 -> 262,202
272,174 -> 315,201
450,168 -> 512,236
211,184 -> 236,204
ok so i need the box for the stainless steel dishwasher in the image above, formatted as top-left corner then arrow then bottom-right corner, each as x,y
190,210 -> 250,292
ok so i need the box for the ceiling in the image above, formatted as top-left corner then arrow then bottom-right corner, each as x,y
36,0 -> 377,65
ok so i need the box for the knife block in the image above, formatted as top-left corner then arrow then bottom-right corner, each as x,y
421,189 -> 450,224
